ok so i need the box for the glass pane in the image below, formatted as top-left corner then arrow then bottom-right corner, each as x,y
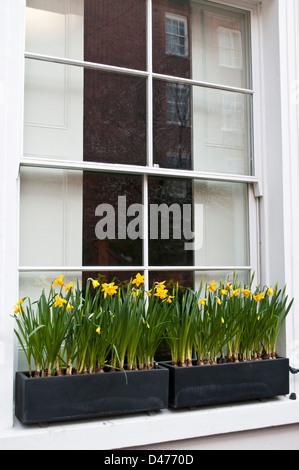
26,0 -> 147,71
153,0 -> 251,88
193,181 -> 249,267
153,80 -> 192,170
83,173 -> 143,266
24,60 -> 147,166
148,177 -> 194,267
148,177 -> 249,267
191,1 -> 251,89
20,168 -> 143,267
153,0 -> 191,78
153,80 -> 252,175
193,88 -> 252,175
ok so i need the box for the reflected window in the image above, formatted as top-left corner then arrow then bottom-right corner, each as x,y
165,13 -> 189,57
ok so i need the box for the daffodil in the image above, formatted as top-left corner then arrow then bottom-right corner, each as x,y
132,273 -> 145,287
91,279 -> 100,289
207,280 -> 217,292
14,299 -> 24,314
154,285 -> 168,299
102,282 -> 118,296
53,275 -> 65,287
64,282 -> 74,293
66,303 -> 73,312
96,327 -> 101,335
241,288 -> 251,298
253,292 -> 264,302
220,289 -> 227,296
167,295 -> 175,304
198,298 -> 207,306
54,295 -> 67,308
217,298 -> 221,305
146,289 -> 152,297
230,289 -> 240,298
267,288 -> 274,295
221,317 -> 225,324
225,281 -> 232,290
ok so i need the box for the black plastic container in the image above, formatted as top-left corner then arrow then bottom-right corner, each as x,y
160,358 -> 290,408
15,366 -> 169,424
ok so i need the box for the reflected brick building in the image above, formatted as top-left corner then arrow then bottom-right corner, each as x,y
82,0 -> 193,281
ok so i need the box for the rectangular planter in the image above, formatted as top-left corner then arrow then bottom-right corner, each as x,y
15,366 -> 169,424
160,358 -> 289,408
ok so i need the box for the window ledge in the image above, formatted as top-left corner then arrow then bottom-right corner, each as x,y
1,396 -> 299,450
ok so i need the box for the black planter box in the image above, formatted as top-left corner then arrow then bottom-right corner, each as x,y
15,366 -> 169,424
160,358 -> 290,408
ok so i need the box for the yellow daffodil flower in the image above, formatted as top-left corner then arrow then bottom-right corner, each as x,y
198,298 -> 207,306
267,288 -> 274,295
220,289 -> 227,296
253,292 -> 264,302
241,288 -> 251,298
154,285 -> 168,299
217,298 -> 221,305
207,280 -> 217,292
225,281 -> 232,290
221,317 -> 225,324
53,275 -> 65,287
96,327 -> 101,335
64,282 -> 74,293
230,289 -> 240,298
102,282 -> 118,296
92,279 -> 100,289
167,295 -> 175,304
54,295 -> 67,308
66,304 -> 73,312
14,300 -> 24,314
146,289 -> 152,297
132,273 -> 145,287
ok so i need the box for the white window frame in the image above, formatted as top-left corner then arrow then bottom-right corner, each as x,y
1,0 -> 299,449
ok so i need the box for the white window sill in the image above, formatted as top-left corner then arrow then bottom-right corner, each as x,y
1,396 -> 299,450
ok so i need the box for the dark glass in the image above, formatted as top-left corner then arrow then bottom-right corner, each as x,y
153,79 -> 192,169
148,177 -> 194,267
84,0 -> 147,71
83,173 -> 143,266
84,71 -> 147,166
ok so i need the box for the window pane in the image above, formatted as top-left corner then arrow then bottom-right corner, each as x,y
153,79 -> 252,175
148,177 -> 194,267
153,0 -> 191,78
24,60 -> 147,166
83,173 -> 143,267
148,177 -> 249,267
153,0 -> 251,88
20,168 -> 143,268
26,0 -> 147,71
191,1 -> 251,88
193,181 -> 249,267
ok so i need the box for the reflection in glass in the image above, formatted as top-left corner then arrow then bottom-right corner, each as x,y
148,177 -> 249,268
83,173 -> 143,267
26,0 -> 147,71
24,60 -> 147,166
148,177 -> 194,267
193,88 -> 252,175
20,168 -> 143,268
153,80 -> 192,170
84,71 -> 147,166
153,0 -> 191,79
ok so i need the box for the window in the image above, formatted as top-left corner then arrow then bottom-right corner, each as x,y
20,0 -> 256,367
165,13 -> 189,57
218,26 -> 243,68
